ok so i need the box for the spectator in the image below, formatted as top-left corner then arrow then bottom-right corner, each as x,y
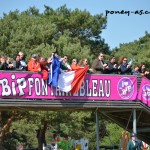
18,51 -> 27,71
78,58 -> 88,67
127,132 -> 140,150
0,55 -> 8,70
6,56 -> 14,70
92,52 -> 108,74
107,55 -> 118,74
71,58 -> 80,70
39,57 -> 48,80
13,54 -> 23,71
131,65 -> 140,76
118,57 -> 132,75
62,55 -> 71,70
139,64 -> 150,78
77,58 -> 93,73
28,54 -> 41,72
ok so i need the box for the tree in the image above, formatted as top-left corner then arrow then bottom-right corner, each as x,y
0,111 -> 28,150
0,5 -> 110,64
112,32 -> 150,68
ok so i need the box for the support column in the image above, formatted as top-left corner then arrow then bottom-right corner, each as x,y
96,109 -> 100,150
133,109 -> 136,133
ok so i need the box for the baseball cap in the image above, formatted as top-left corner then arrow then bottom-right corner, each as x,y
32,54 -> 37,58
131,132 -> 136,137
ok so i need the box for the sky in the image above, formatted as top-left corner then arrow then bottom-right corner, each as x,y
0,0 -> 150,50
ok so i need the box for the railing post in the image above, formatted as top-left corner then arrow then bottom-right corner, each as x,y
133,109 -> 136,134
96,109 -> 100,150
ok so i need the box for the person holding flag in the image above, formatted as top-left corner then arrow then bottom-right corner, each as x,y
48,53 -> 89,94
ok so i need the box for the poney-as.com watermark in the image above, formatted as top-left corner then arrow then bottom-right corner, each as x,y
105,10 -> 150,16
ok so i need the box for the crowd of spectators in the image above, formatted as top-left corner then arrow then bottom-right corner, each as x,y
0,51 -> 150,80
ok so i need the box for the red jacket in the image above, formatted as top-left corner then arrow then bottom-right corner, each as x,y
28,58 -> 41,72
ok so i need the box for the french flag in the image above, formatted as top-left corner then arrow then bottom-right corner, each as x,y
48,56 -> 88,94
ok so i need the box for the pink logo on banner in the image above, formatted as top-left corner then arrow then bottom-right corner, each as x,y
117,77 -> 134,99
142,84 -> 150,101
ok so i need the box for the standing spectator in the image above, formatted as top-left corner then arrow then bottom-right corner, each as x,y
126,133 -> 140,150
119,57 -> 132,75
139,64 -> 150,78
0,55 -> 8,70
131,65 -> 140,76
62,55 -> 71,70
6,56 -> 14,70
13,54 -> 23,71
39,57 -> 48,80
71,58 -> 80,70
107,55 -> 118,74
92,52 -> 108,74
79,58 -> 93,73
78,58 -> 88,67
28,54 -> 41,72
18,51 -> 27,71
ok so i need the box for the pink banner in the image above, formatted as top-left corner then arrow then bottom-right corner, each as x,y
138,77 -> 150,107
0,71 -> 137,100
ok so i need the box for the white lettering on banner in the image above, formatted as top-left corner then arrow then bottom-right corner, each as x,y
92,80 -> 98,96
92,79 -> 111,97
105,80 -> 111,97
11,74 -> 17,96
50,79 -> 111,97
50,85 -> 54,96
56,87 -> 62,96
143,91 -> 150,97
0,74 -> 111,98
17,78 -> 26,96
28,78 -> 34,95
41,80 -> 48,96
99,80 -> 104,96
0,78 -> 11,96
0,74 -> 48,97
86,80 -> 92,96
35,78 -> 40,96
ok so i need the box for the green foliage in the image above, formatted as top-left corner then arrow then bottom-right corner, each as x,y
101,122 -> 123,146
112,32 -> 150,68
58,140 -> 72,150
0,5 -> 109,65
12,119 -> 38,148
3,130 -> 27,150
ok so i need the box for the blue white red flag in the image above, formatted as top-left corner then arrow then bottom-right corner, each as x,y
48,56 -> 88,94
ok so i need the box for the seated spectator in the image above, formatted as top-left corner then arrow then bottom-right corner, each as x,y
28,54 -> 41,72
13,54 -> 23,71
0,55 -> 8,70
107,55 -> 118,74
118,57 -> 132,75
131,65 -> 140,76
18,51 -> 27,71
